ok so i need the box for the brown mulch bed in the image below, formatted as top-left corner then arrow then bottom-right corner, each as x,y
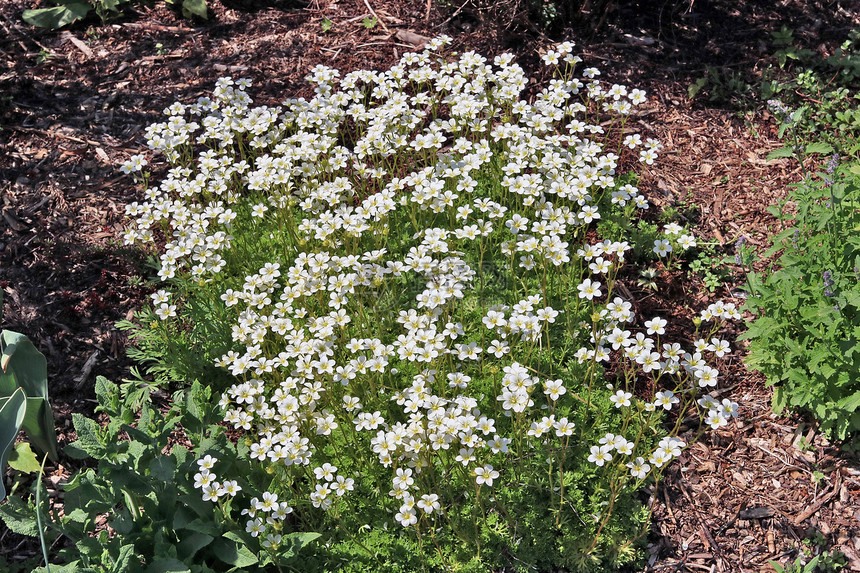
1,0 -> 859,570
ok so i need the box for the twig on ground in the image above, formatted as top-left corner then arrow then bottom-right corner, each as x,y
792,473 -> 841,525
361,0 -> 390,34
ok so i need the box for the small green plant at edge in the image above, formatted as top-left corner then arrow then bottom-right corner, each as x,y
741,102 -> 860,439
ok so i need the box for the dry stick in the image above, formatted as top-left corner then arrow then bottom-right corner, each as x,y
436,0 -> 472,27
361,0 -> 390,35
792,473 -> 842,526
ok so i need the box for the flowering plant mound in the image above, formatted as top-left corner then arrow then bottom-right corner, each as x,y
123,37 -> 740,571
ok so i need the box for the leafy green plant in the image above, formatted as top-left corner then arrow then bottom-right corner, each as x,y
23,0 -> 206,29
770,550 -> 847,573
321,17 -> 333,32
0,376 -> 319,571
687,66 -> 757,106
115,39 -> 743,572
742,149 -> 860,439
0,330 -> 58,502
761,27 -> 860,158
361,16 -> 377,29
687,245 -> 733,293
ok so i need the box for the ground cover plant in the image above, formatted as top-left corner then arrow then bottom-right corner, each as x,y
99,37 -> 745,572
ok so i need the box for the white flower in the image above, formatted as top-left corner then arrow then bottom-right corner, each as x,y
609,389 -> 632,408
474,465 -> 499,486
577,278 -> 602,301
417,493 -> 441,514
644,317 -> 667,335
677,234 -> 697,249
653,239 -> 672,257
627,457 -> 650,479
588,445 -> 613,466
654,390 -> 679,410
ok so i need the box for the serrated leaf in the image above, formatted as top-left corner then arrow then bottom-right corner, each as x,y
71,413 -> 107,459
95,376 -> 119,412
805,142 -> 834,155
772,386 -> 787,415
22,3 -> 91,29
8,441 -> 41,473
837,391 -> 860,413
766,147 -> 795,161
0,494 -> 39,536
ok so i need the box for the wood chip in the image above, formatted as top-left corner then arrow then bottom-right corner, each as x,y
738,506 -> 775,520
61,31 -> 94,58
395,29 -> 431,48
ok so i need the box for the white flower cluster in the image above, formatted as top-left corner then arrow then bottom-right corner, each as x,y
123,37 -> 738,537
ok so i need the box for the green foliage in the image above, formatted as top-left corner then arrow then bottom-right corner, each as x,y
762,27 -> 860,158
321,17 -> 333,32
687,67 -> 757,106
113,41 -> 737,572
0,376 -> 318,571
770,549 -> 847,573
23,0 -> 207,29
687,245 -> 733,293
23,1 -> 91,28
742,155 -> 860,439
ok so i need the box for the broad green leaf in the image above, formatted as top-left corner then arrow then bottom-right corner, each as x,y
149,454 -> 177,482
22,3 -> 91,29
282,531 -> 321,558
177,531 -> 214,561
0,388 -> 26,501
8,441 -> 40,473
147,557 -> 191,573
21,397 -> 58,461
837,391 -> 860,413
766,147 -> 794,161
0,494 -> 39,536
182,0 -> 207,19
70,413 -> 107,459
212,536 -> 258,568
112,544 -> 138,573
109,509 -> 135,536
32,564 -> 84,573
100,0 -> 124,11
772,385 -> 787,415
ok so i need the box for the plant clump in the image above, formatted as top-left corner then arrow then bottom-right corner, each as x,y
121,37 -> 740,571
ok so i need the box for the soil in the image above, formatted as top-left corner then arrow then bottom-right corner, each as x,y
1,0 -> 859,571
